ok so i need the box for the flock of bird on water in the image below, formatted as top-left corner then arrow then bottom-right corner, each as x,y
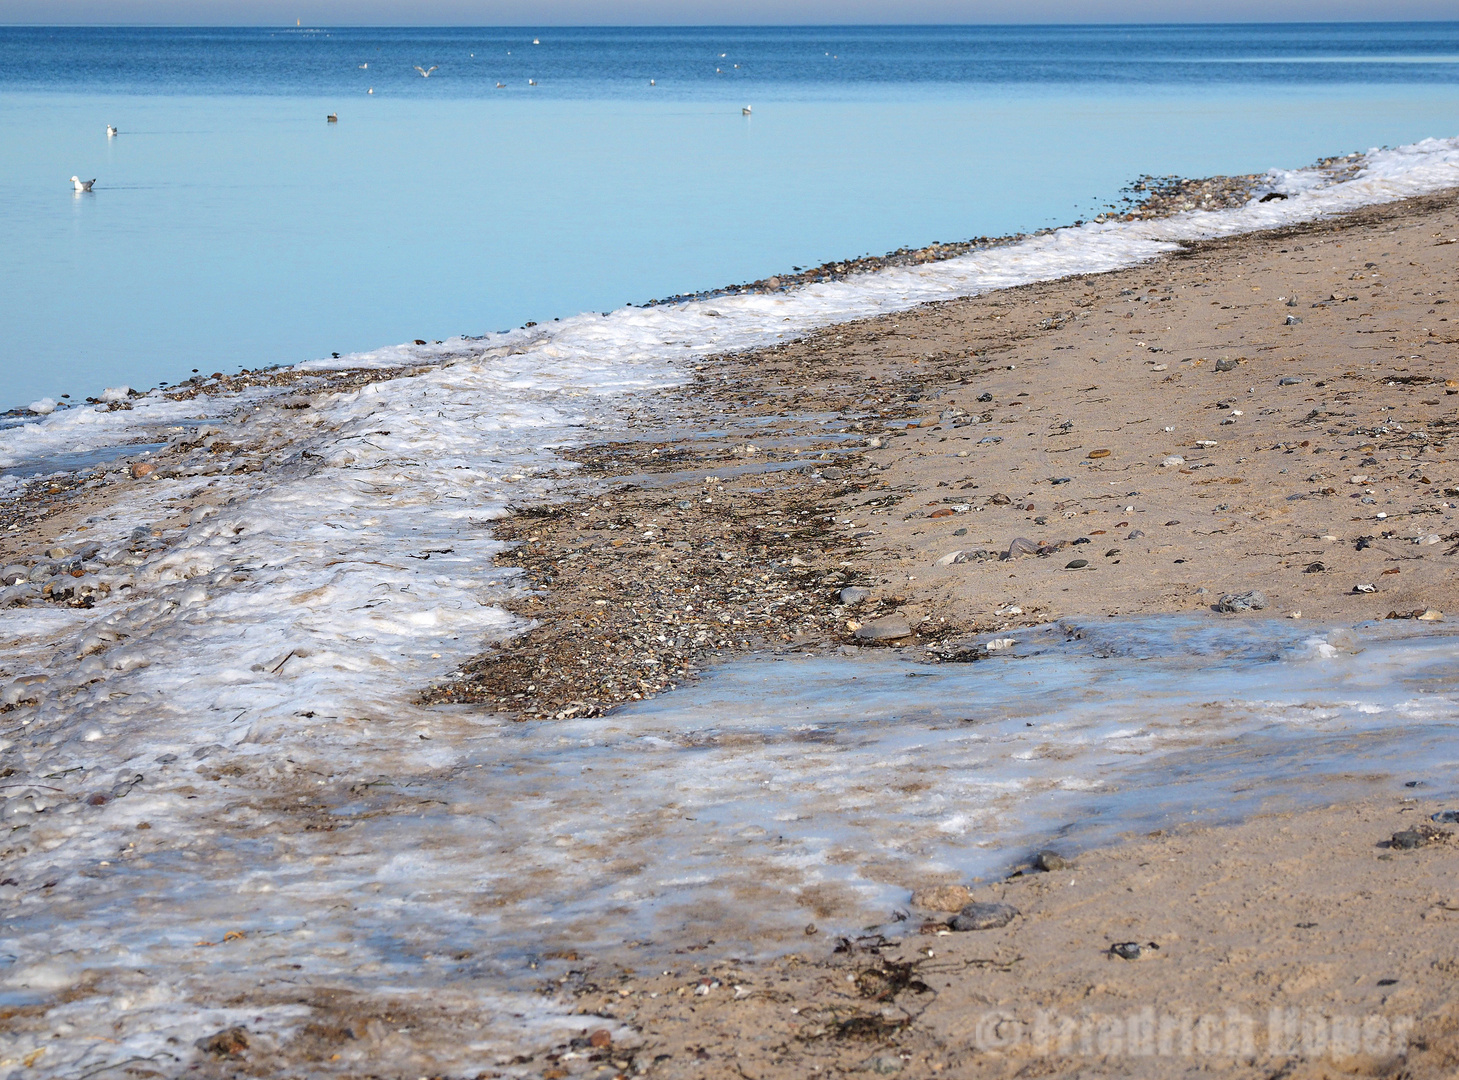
71,39 -> 753,193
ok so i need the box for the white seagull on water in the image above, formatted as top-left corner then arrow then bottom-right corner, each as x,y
106,125 -> 118,137
414,65 -> 438,77
71,176 -> 95,192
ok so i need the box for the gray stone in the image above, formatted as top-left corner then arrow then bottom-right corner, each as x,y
27,563 -> 56,582
949,901 -> 1017,931
44,546 -> 73,559
1065,558 -> 1089,570
855,617 -> 913,642
1034,850 -> 1067,872
861,1055 -> 903,1074
1279,377 -> 1304,386
1126,529 -> 1145,539
1215,590 -> 1267,612
1004,537 -> 1038,559
839,586 -> 871,605
0,565 -> 28,586
1213,358 -> 1239,372
1110,942 -> 1144,960
1284,316 -> 1303,326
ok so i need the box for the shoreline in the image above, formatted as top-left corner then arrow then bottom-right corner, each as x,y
424,186 -> 1459,719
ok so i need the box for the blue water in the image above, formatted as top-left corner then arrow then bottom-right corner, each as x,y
3,24 -> 1459,408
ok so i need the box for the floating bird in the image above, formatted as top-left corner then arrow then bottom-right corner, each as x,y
532,38 -> 540,44
649,78 -> 656,86
415,65 -> 438,77
496,81 -> 506,88
528,78 -> 537,85
367,87 -> 374,94
742,105 -> 752,115
71,176 -> 95,192
326,113 -> 337,122
359,62 -> 368,69
106,124 -> 118,137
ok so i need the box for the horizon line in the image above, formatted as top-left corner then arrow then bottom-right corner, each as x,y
8,18 -> 1459,26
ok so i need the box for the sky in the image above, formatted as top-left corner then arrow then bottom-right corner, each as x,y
5,0 -> 1459,25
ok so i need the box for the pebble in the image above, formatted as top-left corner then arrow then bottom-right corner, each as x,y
911,884 -> 972,911
1215,590 -> 1267,612
1110,942 -> 1146,960
1065,558 -> 1089,569
1214,358 -> 1239,372
130,461 -> 157,478
1418,609 -> 1444,621
1279,376 -> 1303,385
1126,529 -> 1145,539
1087,448 -> 1111,459
1353,583 -> 1377,594
861,1054 -> 903,1074
1432,810 -> 1459,824
1160,455 -> 1184,468
1284,315 -> 1303,325
1004,536 -> 1038,559
1034,850 -> 1067,872
839,586 -> 871,605
1391,824 -> 1448,849
855,616 -> 913,641
0,564 -> 28,586
950,901 -> 1018,931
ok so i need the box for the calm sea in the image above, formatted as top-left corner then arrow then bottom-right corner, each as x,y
3,23 -> 1459,408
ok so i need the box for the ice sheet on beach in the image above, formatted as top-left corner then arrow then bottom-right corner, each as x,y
1,619 -> 1457,1075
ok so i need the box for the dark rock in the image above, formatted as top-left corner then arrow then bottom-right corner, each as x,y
1110,942 -> 1144,960
1390,824 -> 1449,849
196,1027 -> 250,1056
1065,558 -> 1089,569
1214,358 -> 1238,372
949,901 -> 1017,931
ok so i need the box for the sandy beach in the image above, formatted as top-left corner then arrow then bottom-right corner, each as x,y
1,186 -> 1457,1078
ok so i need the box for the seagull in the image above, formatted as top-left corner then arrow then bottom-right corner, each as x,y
415,65 -> 437,77
528,78 -> 537,85
649,78 -> 656,86
496,81 -> 506,88
71,176 -> 95,192
367,87 -> 374,94
532,38 -> 540,44
359,63 -> 367,69
742,105 -> 752,115
106,124 -> 118,137
326,113 -> 337,122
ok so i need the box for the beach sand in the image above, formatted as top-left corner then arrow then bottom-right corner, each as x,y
3,189 -> 1457,1077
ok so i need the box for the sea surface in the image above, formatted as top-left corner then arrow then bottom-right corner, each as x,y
4,23 -> 1459,408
